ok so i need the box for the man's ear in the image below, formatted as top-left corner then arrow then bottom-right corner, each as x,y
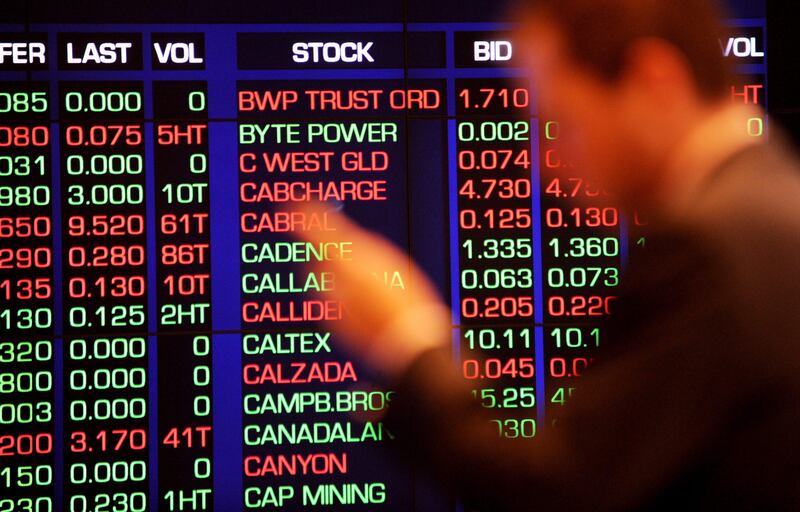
620,37 -> 697,102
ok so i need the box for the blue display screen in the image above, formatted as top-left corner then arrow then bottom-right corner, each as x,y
0,1 -> 766,510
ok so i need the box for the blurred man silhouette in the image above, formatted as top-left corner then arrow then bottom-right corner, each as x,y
294,0 -> 800,509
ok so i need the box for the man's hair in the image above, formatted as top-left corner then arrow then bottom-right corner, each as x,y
524,0 -> 732,98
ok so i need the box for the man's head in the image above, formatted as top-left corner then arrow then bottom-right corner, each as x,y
516,0 -> 732,204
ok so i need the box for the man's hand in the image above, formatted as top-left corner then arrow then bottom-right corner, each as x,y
289,203 -> 451,379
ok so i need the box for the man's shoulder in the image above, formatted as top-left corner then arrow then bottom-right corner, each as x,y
655,140 -> 800,296
686,140 -> 800,288
690,140 -> 800,241
641,139 -> 800,371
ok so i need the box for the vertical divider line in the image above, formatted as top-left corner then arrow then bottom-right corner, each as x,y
535,326 -> 546,422
402,5 -> 418,510
446,30 -> 460,347
447,118 -> 460,337
530,117 -> 546,422
148,332 -> 159,511
402,0 -> 413,269
205,28 -> 242,511
48,35 -> 63,502
445,28 -> 465,512
142,30 -> 160,510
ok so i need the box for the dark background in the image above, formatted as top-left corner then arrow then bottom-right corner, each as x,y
765,0 -> 800,147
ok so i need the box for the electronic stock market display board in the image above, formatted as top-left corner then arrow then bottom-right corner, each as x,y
0,0 -> 767,510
